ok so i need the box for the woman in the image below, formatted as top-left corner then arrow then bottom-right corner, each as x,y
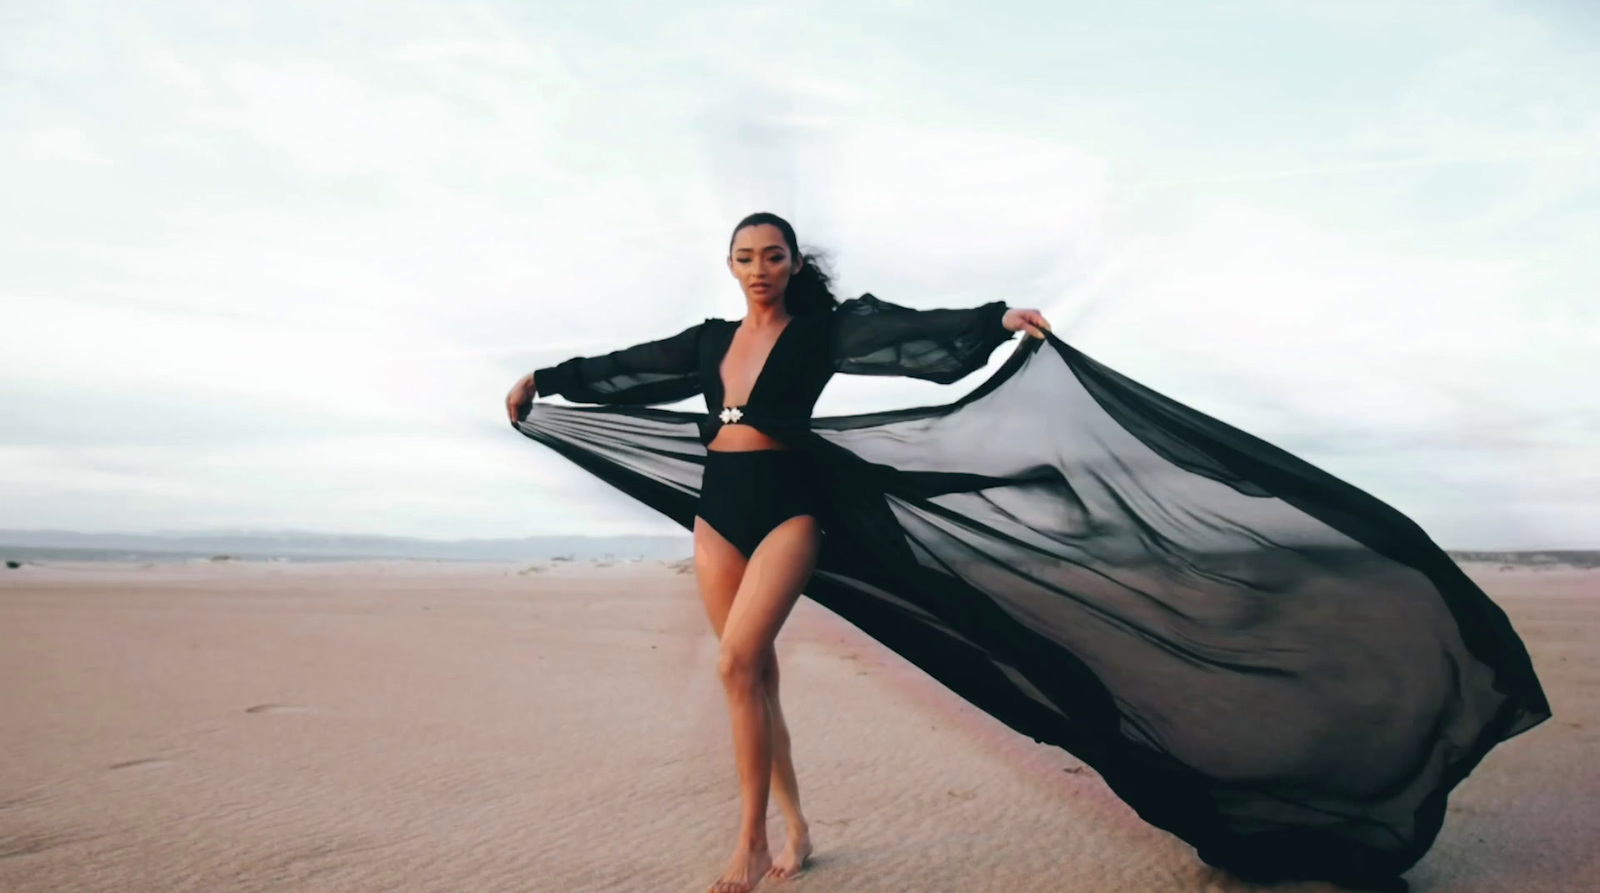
507,212 -> 1050,891
508,213 -> 1548,893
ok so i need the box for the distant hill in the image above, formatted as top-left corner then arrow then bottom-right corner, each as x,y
1446,550 -> 1600,569
0,529 -> 692,562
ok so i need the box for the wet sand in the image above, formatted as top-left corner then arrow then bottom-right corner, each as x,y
0,560 -> 1591,892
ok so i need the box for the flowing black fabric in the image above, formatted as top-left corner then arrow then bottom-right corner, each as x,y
513,322 -> 1549,891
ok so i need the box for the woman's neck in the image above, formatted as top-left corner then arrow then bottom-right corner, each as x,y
741,300 -> 791,328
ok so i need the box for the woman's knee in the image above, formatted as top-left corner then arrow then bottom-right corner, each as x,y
717,641 -> 768,688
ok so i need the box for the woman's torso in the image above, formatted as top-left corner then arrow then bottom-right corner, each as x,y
700,312 -> 836,452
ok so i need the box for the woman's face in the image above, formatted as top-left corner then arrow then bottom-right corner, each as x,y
726,223 -> 799,308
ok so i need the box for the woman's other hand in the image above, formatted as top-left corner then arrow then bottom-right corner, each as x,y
1002,307 -> 1052,339
506,372 -> 536,424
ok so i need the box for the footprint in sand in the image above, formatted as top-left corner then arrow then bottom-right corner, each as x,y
244,704 -> 314,715
0,831 -> 81,860
110,757 -> 172,771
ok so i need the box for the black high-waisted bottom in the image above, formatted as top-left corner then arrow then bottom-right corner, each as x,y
696,448 -> 821,559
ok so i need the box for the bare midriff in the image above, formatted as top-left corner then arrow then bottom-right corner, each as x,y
707,423 -> 790,452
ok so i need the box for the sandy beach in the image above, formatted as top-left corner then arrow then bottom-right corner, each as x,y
0,559 -> 1592,893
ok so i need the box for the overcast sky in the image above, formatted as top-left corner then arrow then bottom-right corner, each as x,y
2,0 -> 1596,547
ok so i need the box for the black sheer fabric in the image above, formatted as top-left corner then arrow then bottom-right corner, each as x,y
532,321 -> 704,406
513,309 -> 1549,892
830,293 -> 1016,383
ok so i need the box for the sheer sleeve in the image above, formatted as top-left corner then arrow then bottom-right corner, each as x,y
829,293 -> 1016,383
533,321 -> 705,405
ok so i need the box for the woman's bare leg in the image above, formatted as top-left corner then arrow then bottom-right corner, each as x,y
692,514 -> 821,893
761,649 -> 811,879
694,520 -> 812,864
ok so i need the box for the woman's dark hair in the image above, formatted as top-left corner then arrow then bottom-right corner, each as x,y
728,211 -> 838,316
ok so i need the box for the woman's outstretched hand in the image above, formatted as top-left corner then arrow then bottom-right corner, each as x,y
506,372 -> 536,424
1002,307 -> 1052,339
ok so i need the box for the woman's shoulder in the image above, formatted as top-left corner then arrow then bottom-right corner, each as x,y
698,301 -> 866,332
832,293 -> 893,316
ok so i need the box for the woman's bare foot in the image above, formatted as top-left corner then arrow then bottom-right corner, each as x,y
710,843 -> 772,893
766,825 -> 812,881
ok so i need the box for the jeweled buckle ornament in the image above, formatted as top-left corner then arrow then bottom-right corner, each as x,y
719,406 -> 744,424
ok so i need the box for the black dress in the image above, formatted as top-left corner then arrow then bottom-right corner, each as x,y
513,293 -> 1549,892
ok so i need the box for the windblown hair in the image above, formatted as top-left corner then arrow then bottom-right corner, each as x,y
727,211 -> 838,316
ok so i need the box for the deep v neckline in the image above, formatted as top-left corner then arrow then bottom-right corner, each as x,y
717,316 -> 795,408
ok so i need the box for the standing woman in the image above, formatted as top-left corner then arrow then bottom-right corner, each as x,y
505,212 -> 1049,892
509,212 -> 1548,892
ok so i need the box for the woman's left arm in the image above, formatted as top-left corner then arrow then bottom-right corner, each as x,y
505,321 -> 707,424
828,293 -> 1050,383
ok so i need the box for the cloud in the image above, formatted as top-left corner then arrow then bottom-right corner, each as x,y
24,127 -> 112,165
0,0 -> 1595,545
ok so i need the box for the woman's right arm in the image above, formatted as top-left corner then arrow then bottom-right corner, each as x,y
507,321 -> 706,422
